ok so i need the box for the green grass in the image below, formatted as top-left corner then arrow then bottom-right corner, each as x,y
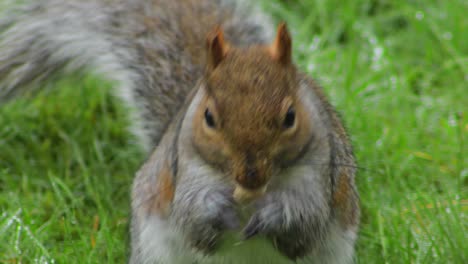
1,0 -> 467,263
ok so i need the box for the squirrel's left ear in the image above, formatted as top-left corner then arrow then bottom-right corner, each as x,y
206,26 -> 229,71
270,22 -> 292,65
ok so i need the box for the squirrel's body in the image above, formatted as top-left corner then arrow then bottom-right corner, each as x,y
0,1 -> 360,263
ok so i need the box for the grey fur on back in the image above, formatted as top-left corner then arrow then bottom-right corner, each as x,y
0,0 -> 274,150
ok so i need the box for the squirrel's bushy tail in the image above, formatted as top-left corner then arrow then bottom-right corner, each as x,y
0,0 -> 159,150
0,0 -> 136,101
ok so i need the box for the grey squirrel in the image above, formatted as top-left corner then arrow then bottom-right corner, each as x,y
0,0 -> 360,263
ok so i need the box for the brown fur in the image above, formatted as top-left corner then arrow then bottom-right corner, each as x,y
150,161 -> 175,217
332,173 -> 358,228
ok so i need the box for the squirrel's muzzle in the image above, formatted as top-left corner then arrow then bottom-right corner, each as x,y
234,152 -> 271,190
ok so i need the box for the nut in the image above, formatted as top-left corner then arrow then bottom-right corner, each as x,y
233,184 -> 267,203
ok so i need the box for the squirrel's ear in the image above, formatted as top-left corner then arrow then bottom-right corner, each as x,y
206,26 -> 228,70
270,22 -> 292,65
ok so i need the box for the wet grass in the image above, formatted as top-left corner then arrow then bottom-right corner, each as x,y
1,0 -> 467,263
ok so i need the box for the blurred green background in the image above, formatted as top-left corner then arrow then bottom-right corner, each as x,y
0,0 -> 466,263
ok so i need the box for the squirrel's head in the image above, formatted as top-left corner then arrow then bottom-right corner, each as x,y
192,23 -> 312,194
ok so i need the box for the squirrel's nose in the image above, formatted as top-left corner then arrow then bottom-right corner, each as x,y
235,152 -> 269,190
242,166 -> 263,189
246,166 -> 258,179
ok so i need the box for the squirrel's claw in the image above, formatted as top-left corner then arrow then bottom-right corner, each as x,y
242,214 -> 263,239
242,198 -> 283,239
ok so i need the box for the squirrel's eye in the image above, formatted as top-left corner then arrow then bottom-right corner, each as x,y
204,108 -> 216,128
283,106 -> 295,128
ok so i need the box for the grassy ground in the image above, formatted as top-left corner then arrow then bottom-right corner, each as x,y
0,0 -> 466,263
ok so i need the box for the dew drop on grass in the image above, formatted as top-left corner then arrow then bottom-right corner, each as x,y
390,76 -> 397,90
460,169 -> 468,180
415,11 -> 424,20
371,46 -> 384,71
298,43 -> 306,53
373,47 -> 383,60
308,36 -> 321,52
442,32 -> 453,40
307,63 -> 316,72
34,256 -> 55,264
375,139 -> 383,148
448,113 -> 457,127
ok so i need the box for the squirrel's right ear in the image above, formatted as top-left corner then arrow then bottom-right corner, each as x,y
206,26 -> 228,71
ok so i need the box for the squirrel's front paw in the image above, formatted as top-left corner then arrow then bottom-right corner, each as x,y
242,199 -> 283,239
187,190 -> 240,254
242,200 -> 310,260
